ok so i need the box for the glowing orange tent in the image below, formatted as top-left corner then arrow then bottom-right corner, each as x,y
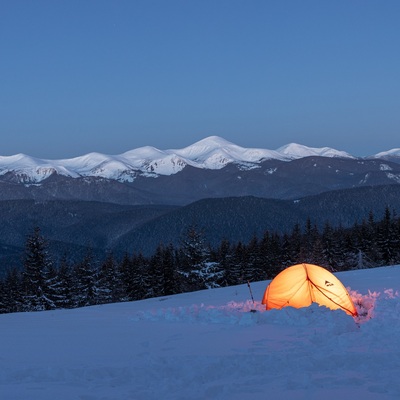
262,263 -> 357,316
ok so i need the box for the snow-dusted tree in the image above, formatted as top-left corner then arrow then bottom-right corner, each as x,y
72,250 -> 98,307
177,225 -> 218,291
22,227 -> 56,311
44,263 -> 68,309
191,261 -> 224,289
351,249 -> 374,270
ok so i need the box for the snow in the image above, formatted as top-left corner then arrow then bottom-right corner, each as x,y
373,148 -> 400,158
1,265 -> 400,399
0,136 -> 391,183
276,143 -> 354,160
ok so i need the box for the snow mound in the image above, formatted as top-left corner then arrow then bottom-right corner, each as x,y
132,299 -> 358,334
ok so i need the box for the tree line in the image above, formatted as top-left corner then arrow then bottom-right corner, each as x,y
1,206 -> 400,314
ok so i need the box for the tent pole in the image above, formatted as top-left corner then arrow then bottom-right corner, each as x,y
247,281 -> 257,312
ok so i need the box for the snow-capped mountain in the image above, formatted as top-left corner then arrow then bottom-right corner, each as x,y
0,136 -> 359,184
276,143 -> 354,160
371,148 -> 400,164
1,136 -> 399,206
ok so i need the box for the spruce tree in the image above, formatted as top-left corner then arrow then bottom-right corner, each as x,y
2,268 -> 23,313
161,244 -> 179,295
45,263 -> 66,309
215,238 -> 232,286
228,242 -> 246,285
130,253 -> 152,300
148,245 -> 165,297
97,253 -> 118,304
57,256 -> 74,308
72,250 -> 98,307
377,206 -> 396,266
178,225 -> 211,291
259,231 -> 282,279
118,252 -> 135,301
22,227 -> 56,311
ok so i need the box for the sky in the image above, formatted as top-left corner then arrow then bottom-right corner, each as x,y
1,0 -> 400,159
1,265 -> 400,399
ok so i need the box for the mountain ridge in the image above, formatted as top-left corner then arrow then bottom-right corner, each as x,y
2,136 -> 399,185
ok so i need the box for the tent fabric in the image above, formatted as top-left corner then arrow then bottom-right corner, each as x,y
262,263 -> 358,316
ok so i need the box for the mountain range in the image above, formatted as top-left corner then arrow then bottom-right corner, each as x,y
1,136 -> 400,270
1,136 -> 400,205
1,135 -> 400,184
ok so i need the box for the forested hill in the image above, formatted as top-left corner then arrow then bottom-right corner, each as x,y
112,184 -> 400,255
1,184 -> 400,272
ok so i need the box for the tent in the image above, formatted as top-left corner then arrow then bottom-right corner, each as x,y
261,263 -> 358,316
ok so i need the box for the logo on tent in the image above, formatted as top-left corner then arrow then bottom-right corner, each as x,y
325,280 -> 334,287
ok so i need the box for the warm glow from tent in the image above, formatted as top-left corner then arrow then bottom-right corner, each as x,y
262,263 -> 358,316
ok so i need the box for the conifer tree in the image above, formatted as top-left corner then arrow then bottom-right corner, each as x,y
377,206 -> 397,266
2,268 -> 22,313
45,263 -> 66,309
97,253 -> 118,304
289,223 -> 302,263
148,245 -> 165,297
215,238 -> 232,286
57,256 -> 74,308
130,253 -> 152,300
22,227 -> 56,311
280,233 -> 294,268
259,231 -> 282,279
245,235 -> 266,282
178,225 -> 211,291
72,250 -> 98,307
228,241 -> 246,285
118,252 -> 135,301
161,244 -> 179,295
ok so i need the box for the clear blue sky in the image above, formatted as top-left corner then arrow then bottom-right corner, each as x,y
1,0 -> 399,158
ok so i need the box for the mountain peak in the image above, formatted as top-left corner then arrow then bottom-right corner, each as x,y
277,143 -> 354,160
172,136 -> 236,158
189,135 -> 235,147
372,148 -> 400,159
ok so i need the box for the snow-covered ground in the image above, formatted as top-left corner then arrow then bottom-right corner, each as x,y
1,265 -> 400,400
